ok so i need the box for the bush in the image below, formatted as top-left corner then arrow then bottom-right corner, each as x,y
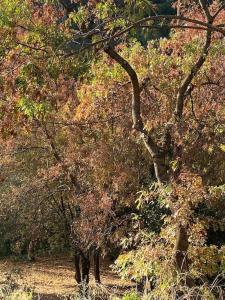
5,291 -> 33,300
122,292 -> 140,300
0,270 -> 33,300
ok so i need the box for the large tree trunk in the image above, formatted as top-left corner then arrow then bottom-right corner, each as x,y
105,13 -> 212,284
104,46 -> 192,276
74,253 -> 81,284
175,225 -> 195,287
154,152 -> 192,277
81,252 -> 90,285
93,249 -> 101,283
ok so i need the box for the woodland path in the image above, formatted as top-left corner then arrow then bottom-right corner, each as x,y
0,256 -> 133,299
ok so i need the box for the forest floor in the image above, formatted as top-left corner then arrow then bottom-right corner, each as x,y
0,256 -> 134,299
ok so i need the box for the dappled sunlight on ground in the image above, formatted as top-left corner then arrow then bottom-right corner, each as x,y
0,256 -> 133,298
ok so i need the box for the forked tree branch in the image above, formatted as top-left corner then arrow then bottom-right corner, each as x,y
104,46 -> 171,184
199,0 -> 212,22
65,14 -> 225,57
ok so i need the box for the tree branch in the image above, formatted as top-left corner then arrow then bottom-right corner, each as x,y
104,46 -> 170,184
141,25 -> 211,31
199,0 -> 212,22
104,46 -> 158,155
213,4 -> 225,19
65,14 -> 225,57
175,26 -> 212,119
15,40 -> 48,53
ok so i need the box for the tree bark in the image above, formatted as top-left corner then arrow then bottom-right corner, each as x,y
74,253 -> 81,284
173,2 -> 213,275
81,252 -> 90,285
104,46 -> 167,187
93,249 -> 101,283
104,2 -> 214,286
104,46 -> 190,280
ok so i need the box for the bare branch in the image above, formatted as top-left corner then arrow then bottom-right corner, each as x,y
141,25 -> 211,31
109,15 -> 225,38
15,40 -> 48,53
175,27 -> 212,119
65,15 -> 225,57
199,0 -> 212,22
213,4 -> 225,19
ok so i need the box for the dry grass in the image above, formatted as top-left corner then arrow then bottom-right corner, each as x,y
1,258 -> 225,299
0,256 -> 133,299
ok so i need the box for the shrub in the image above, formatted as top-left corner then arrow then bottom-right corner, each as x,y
122,292 -> 140,300
5,291 -> 33,300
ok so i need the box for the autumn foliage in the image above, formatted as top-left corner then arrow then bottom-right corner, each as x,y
0,0 -> 225,299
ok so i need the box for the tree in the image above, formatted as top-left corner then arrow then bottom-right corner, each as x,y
63,0 -> 224,283
0,0 -> 225,297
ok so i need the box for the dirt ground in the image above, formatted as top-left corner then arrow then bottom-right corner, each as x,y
0,256 -> 133,299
